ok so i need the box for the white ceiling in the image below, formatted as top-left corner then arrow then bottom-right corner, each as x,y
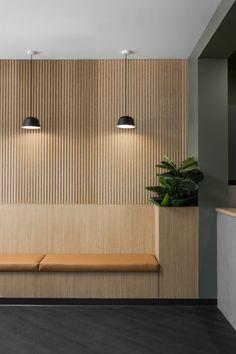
0,0 -> 222,59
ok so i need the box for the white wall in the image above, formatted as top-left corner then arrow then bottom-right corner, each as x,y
217,212 -> 236,329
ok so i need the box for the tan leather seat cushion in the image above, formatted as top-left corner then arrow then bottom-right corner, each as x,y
0,254 -> 45,271
39,254 -> 159,272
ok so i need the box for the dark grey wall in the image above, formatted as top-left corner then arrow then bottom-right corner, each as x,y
188,58 -> 198,158
198,59 -> 228,298
188,0 -> 234,298
228,65 -> 236,180
190,0 -> 235,60
200,2 -> 236,59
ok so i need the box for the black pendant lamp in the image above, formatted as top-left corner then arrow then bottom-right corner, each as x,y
117,49 -> 135,129
22,50 -> 40,130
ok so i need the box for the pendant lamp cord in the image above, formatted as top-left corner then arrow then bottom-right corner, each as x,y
30,54 -> 32,115
124,53 -> 127,114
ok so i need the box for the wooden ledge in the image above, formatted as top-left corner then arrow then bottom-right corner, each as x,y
216,208 -> 236,218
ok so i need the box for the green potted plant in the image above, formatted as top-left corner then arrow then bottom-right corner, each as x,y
146,155 -> 203,206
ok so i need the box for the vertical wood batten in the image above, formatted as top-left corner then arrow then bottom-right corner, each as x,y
0,59 -> 187,204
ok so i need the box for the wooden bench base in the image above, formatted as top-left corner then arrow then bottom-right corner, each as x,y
0,272 -> 159,298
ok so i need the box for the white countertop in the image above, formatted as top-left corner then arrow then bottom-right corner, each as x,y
216,208 -> 236,218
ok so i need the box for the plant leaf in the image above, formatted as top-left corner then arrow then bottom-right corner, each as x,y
156,162 -> 177,174
150,197 -> 162,206
182,169 -> 204,183
180,157 -> 196,167
145,186 -> 165,195
163,155 -> 177,169
157,171 -> 175,175
179,157 -> 198,172
159,176 -> 175,193
161,193 -> 170,206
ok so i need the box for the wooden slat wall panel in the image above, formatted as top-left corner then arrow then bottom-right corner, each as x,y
0,59 -> 187,204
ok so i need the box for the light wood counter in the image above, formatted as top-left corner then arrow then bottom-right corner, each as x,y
216,208 -> 236,218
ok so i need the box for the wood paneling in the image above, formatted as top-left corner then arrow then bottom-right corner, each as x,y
0,204 -> 158,298
0,205 -> 154,254
0,272 -> 158,298
0,59 -> 187,204
154,206 -> 198,299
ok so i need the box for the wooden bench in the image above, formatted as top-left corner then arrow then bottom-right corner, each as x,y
0,252 -> 159,299
0,205 -> 198,299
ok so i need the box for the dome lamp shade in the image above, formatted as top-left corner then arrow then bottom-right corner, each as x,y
117,115 -> 135,129
22,116 -> 41,129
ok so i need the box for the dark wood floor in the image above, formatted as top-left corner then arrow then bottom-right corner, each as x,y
0,305 -> 235,353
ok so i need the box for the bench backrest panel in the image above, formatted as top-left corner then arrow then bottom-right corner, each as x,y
0,205 -> 154,254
